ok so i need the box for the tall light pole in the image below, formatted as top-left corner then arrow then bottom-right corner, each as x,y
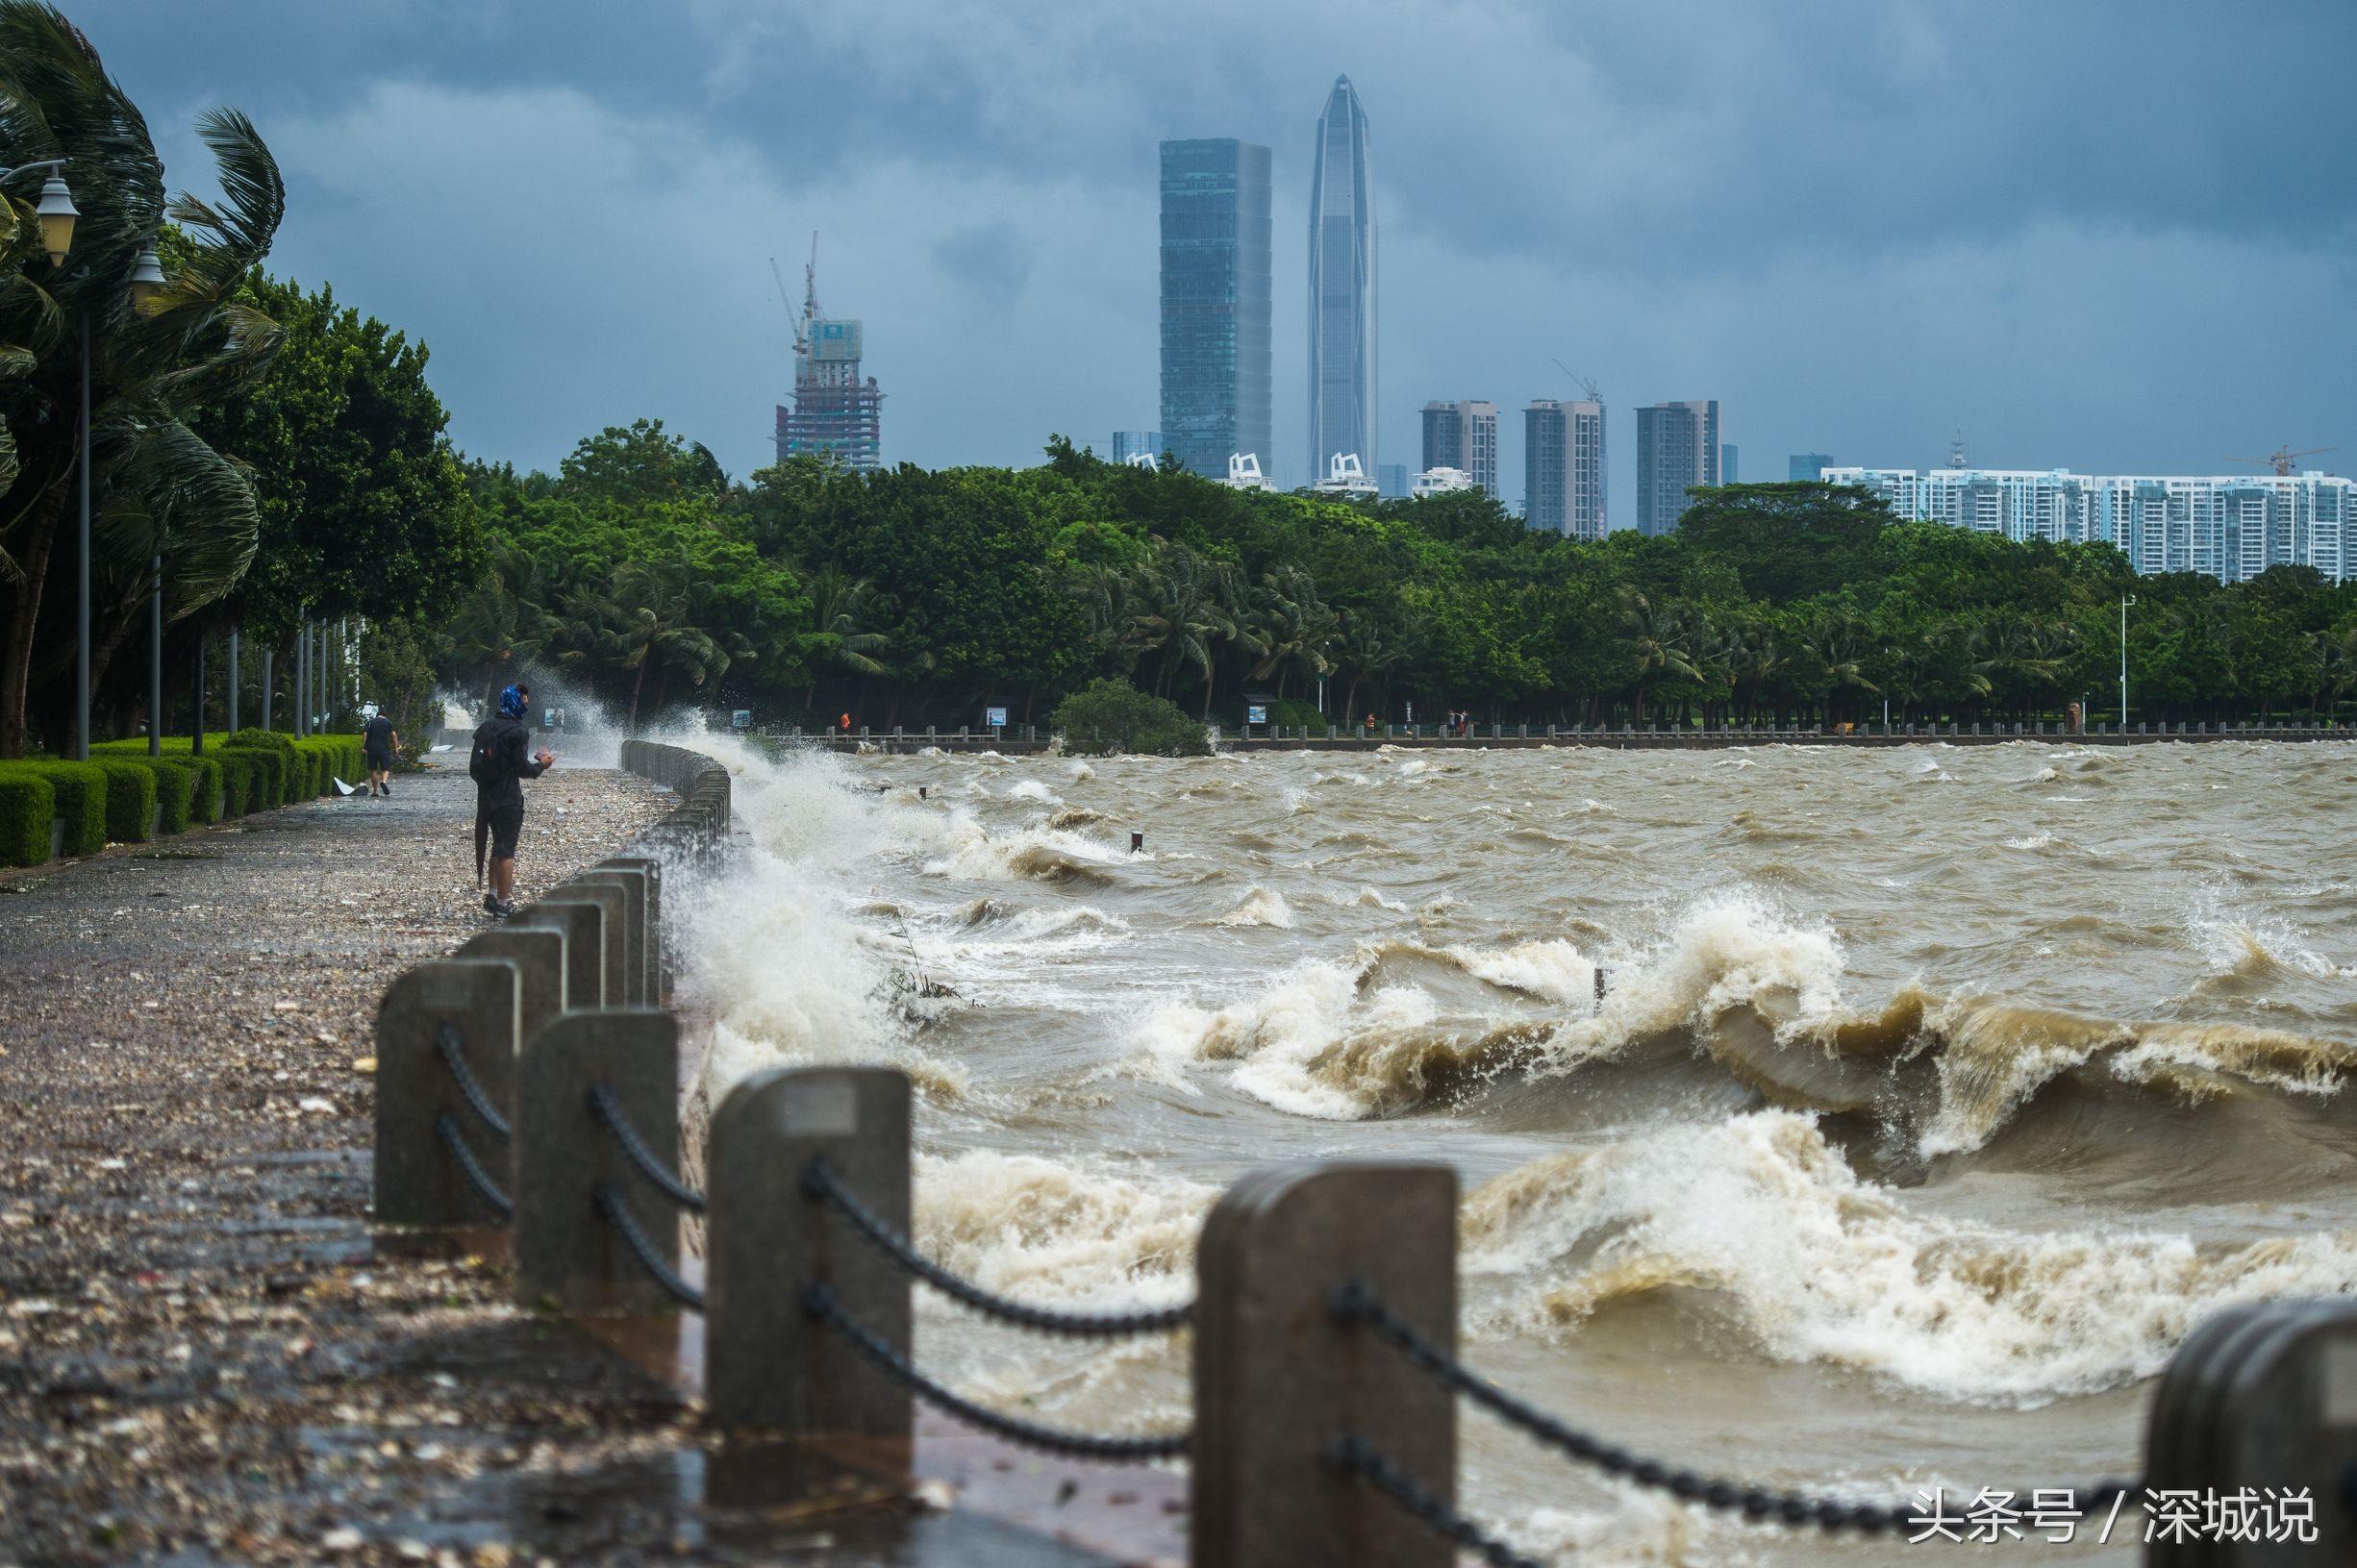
2119,594 -> 2136,728
5,162 -> 165,760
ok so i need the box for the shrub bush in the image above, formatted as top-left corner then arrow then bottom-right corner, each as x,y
224,734 -> 292,806
5,761 -> 109,856
0,771 -> 53,866
147,759 -> 197,834
92,759 -> 160,843
185,755 -> 225,824
217,751 -> 254,817
1051,679 -> 1214,758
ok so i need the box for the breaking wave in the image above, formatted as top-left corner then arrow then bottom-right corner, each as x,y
1462,1112 -> 2357,1406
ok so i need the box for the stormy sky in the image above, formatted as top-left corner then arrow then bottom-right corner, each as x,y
93,0 -> 2357,515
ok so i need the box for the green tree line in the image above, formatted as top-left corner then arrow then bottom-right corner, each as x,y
446,433 -> 2357,733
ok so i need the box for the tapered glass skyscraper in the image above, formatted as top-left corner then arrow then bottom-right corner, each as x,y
1308,75 -> 1376,483
1160,139 -> 1272,481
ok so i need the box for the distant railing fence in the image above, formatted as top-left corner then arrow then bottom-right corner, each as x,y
372,744 -> 2356,1566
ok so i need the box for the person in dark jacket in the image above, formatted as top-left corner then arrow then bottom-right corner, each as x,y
469,683 -> 555,918
362,707 -> 398,797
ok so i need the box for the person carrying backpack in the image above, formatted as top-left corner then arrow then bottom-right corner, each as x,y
469,683 -> 555,918
362,707 -> 398,797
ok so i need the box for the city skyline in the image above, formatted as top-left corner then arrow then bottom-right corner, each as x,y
90,3 -> 2355,521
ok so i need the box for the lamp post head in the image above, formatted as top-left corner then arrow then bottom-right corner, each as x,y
34,172 -> 76,264
128,242 -> 165,311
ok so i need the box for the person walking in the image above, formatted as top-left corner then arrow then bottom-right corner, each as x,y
468,683 -> 555,918
362,707 -> 398,797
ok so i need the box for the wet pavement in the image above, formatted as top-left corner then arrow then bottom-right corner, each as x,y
0,765 -> 1153,1566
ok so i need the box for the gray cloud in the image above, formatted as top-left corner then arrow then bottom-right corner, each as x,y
94,0 -> 2357,510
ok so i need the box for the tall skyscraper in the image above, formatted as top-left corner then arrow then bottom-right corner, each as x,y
1789,452 -> 1835,482
1420,401 -> 1498,499
1720,444 -> 1739,485
1636,400 -> 1721,535
775,247 -> 883,472
1159,139 -> 1272,481
1308,76 -> 1376,483
1524,400 -> 1606,540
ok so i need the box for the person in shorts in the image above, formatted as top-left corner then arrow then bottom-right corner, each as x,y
362,707 -> 398,797
468,684 -> 555,918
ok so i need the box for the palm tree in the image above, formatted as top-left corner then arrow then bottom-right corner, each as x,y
1250,566 -> 1338,701
439,539 -> 553,704
801,567 -> 889,710
1617,587 -> 1698,725
0,6 -> 286,754
1800,607 -> 1880,726
553,555 -> 754,731
1332,606 -> 1403,723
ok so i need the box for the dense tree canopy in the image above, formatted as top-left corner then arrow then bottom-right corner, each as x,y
444,432 -> 2357,734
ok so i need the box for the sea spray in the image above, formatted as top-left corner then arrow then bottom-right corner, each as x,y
1463,1111 -> 2357,1406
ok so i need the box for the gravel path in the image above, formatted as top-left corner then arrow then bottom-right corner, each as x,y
0,764 -> 701,1566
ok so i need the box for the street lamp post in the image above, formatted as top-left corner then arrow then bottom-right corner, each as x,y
2119,594 -> 2137,728
5,160 -> 167,760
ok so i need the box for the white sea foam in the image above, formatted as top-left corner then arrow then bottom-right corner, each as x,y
1217,886 -> 1295,929
1465,1112 -> 2357,1406
914,1149 -> 1210,1311
1007,779 -> 1058,804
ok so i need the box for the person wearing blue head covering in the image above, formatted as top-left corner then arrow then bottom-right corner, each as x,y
466,680 -> 556,917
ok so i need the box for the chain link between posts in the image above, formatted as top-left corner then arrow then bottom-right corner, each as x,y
802,1282 -> 1191,1462
437,1024 -> 510,1143
1332,1282 -> 2143,1538
803,1157 -> 1193,1337
592,1183 -> 706,1309
589,1083 -> 707,1213
434,1112 -> 512,1220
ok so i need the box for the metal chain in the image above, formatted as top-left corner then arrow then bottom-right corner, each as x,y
434,1112 -> 513,1220
592,1183 -> 706,1310
803,1157 -> 1192,1337
588,1083 -> 706,1213
1334,1282 -> 2142,1534
1335,1436 -> 1544,1568
803,1282 -> 1191,1462
437,1024 -> 511,1143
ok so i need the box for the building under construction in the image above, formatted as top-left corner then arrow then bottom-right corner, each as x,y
773,240 -> 883,473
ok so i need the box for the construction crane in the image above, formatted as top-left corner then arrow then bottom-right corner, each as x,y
2225,444 -> 2338,477
767,233 -> 821,359
1550,358 -> 1601,405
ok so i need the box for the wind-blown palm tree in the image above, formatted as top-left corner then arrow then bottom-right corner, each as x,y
0,3 -> 286,753
1617,587 -> 1698,725
801,567 -> 889,710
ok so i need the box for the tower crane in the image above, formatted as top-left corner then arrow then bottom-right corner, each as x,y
1550,358 -> 1601,405
2225,444 -> 2337,477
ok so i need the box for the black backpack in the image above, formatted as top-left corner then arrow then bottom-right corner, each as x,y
468,720 -> 503,786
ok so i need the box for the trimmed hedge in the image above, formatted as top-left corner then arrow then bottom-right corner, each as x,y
185,754 -> 225,824
231,745 -> 289,808
92,759 -> 160,844
0,771 -> 52,866
3,761 -> 108,857
150,759 -> 197,834
217,752 -> 254,817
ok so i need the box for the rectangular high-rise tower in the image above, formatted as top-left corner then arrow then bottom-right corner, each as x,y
1420,401 -> 1498,499
1790,452 -> 1834,482
1309,76 -> 1376,483
1636,400 -> 1720,535
1524,400 -> 1606,539
1159,139 -> 1272,482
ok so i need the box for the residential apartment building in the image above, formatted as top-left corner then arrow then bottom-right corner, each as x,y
1524,399 -> 1607,539
1635,400 -> 1720,535
1824,466 -> 2356,584
1420,400 -> 1499,499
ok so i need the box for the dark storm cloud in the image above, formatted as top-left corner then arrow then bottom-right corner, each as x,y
82,1 -> 2357,507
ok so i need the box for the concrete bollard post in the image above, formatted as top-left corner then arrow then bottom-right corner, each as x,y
568,867 -> 649,1007
705,1066 -> 913,1437
373,959 -> 520,1227
536,884 -> 626,1009
455,927 -> 567,1047
513,1008 -> 681,1312
598,855 -> 664,1004
2144,1298 -> 2357,1564
1193,1163 -> 1457,1568
514,898 -> 604,1010
1131,831 -> 1144,853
